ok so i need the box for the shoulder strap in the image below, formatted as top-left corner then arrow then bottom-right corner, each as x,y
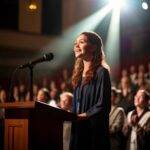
138,111 -> 150,128
109,107 -> 124,127
127,110 -> 134,126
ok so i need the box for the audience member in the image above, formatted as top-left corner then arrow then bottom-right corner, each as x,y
123,89 -> 150,150
59,92 -> 73,112
0,89 -> 6,150
18,84 -> 27,101
47,89 -> 58,107
36,88 -> 50,103
59,92 -> 73,150
129,65 -> 137,85
109,87 -> 126,150
118,76 -> 135,114
13,86 -> 19,101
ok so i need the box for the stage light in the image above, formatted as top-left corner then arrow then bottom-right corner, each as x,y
29,3 -> 37,10
28,0 -> 38,12
109,0 -> 126,9
142,1 -> 149,10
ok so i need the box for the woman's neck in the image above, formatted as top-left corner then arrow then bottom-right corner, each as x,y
83,60 -> 91,68
83,60 -> 91,76
136,107 -> 144,117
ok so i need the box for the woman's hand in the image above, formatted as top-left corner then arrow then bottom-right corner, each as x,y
77,113 -> 88,121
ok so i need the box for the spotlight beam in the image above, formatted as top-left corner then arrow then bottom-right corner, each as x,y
105,5 -> 121,77
42,5 -> 112,69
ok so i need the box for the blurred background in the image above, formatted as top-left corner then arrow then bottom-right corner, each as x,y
0,0 -> 149,100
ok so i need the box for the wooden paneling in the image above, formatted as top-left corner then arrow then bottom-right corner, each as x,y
4,119 -> 28,150
19,0 -> 42,34
1,101 -> 76,150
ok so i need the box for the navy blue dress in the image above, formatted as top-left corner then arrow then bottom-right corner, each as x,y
70,67 -> 111,150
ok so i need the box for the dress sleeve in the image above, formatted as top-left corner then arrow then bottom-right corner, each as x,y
86,68 -> 111,117
72,88 -> 80,114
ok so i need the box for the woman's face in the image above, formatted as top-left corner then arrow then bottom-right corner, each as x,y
0,90 -> 7,102
74,34 -> 95,60
37,90 -> 46,102
59,96 -> 71,111
134,90 -> 147,108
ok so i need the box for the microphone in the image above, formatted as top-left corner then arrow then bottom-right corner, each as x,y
18,52 -> 54,69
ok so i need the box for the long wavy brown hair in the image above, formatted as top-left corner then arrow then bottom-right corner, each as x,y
72,31 -> 110,88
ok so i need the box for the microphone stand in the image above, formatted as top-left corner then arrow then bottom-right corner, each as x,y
9,52 -> 54,102
9,65 -> 34,102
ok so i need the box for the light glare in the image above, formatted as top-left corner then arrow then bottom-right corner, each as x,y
105,0 -> 121,77
109,0 -> 126,9
42,5 -> 112,69
142,2 -> 148,10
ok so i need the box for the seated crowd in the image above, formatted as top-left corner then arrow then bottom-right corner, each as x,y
0,63 -> 150,150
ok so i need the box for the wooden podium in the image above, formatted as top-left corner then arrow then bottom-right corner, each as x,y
0,101 -> 76,150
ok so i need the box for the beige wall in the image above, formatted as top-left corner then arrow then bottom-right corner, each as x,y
62,0 -> 77,30
62,0 -> 95,30
0,30 -> 53,50
0,0 -> 97,50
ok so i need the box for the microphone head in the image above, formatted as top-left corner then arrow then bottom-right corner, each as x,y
44,53 -> 54,61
